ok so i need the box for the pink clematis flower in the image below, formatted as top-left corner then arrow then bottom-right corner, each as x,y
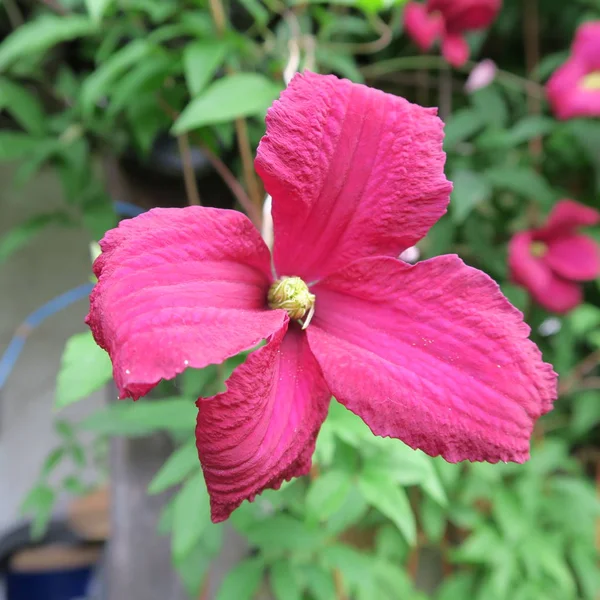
547,21 -> 600,120
404,0 -> 502,67
509,200 -> 600,314
87,72 -> 556,522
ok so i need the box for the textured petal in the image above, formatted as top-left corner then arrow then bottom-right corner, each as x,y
508,231 -> 552,294
255,71 -> 452,282
196,323 -> 331,522
306,256 -> 556,463
441,33 -> 470,67
538,199 -> 600,237
404,1 -> 443,50
545,234 -> 600,281
86,207 -> 285,399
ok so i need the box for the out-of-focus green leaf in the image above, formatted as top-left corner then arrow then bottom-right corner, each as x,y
0,78 -> 45,134
306,470 -> 352,521
420,495 -> 446,543
183,40 -> 227,96
471,85 -> 508,128
300,565 -> 336,600
81,398 -> 196,435
570,391 -> 600,438
319,544 -> 375,594
0,15 -> 97,72
84,0 -> 115,22
171,472 -> 211,561
55,331 -> 113,410
41,448 -> 66,478
316,49 -> 364,82
173,74 -> 281,133
443,108 -> 485,148
148,441 -> 199,495
216,556 -> 265,600
450,169 -> 492,223
484,166 -> 557,207
358,467 -> 416,545
507,116 -> 555,146
270,560 -> 303,600
175,542 -> 211,598
21,484 -> 55,540
236,0 -> 270,25
243,515 -> 326,552
326,484 -> 369,535
570,541 -> 600,600
501,283 -> 529,313
0,132 -> 45,160
0,211 -> 71,264
533,50 -> 568,80
568,304 -> 600,338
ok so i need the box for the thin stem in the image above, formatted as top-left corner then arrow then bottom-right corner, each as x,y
208,0 -> 227,34
558,349 -> 600,395
524,0 -> 542,157
176,134 -> 202,206
326,14 -> 392,55
438,64 -> 453,121
3,0 -> 24,27
333,569 -> 347,600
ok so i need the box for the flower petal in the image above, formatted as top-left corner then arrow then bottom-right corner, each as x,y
255,71 -> 452,282
428,0 -> 501,32
508,231 -> 552,294
196,323 -> 331,522
538,199 -> 600,237
534,273 -> 583,314
86,207 -> 285,399
441,33 -> 470,67
404,1 -> 443,50
306,256 -> 556,463
547,58 -> 600,120
545,234 -> 600,281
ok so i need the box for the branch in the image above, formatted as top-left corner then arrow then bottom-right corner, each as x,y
176,134 -> 202,206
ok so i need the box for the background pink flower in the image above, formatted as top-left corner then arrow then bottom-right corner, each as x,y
404,0 -> 502,67
87,72 -> 556,522
547,21 -> 600,119
509,200 -> 600,313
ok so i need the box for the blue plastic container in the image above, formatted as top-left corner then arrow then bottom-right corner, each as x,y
5,565 -> 92,600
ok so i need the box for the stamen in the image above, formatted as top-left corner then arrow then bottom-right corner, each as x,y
268,276 -> 316,325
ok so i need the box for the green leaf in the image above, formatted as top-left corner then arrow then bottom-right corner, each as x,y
0,131 -> 44,160
301,565 -> 336,600
0,15 -> 97,72
172,472 -> 211,561
216,557 -> 265,600
326,484 -> 369,535
0,211 -> 71,264
507,116 -> 555,146
0,78 -> 45,134
180,365 -> 220,398
243,515 -> 325,553
175,542 -> 211,598
237,0 -> 269,24
501,283 -> 528,313
471,85 -> 508,128
570,391 -> 600,438
21,484 -> 55,540
81,398 -> 196,435
148,441 -> 199,495
184,41 -> 228,96
358,468 -> 416,545
306,470 -> 352,521
173,74 -> 281,133
420,496 -> 446,543
484,166 -> 557,207
319,544 -> 375,591
270,561 -> 303,600
157,497 -> 176,535
84,0 -> 115,22
568,304 -> 600,338
41,448 -> 66,478
450,169 -> 492,224
443,109 -> 485,148
55,331 -> 113,410
316,49 -> 364,83
81,40 -> 153,117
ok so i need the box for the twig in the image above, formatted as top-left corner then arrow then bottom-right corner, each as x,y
325,14 -> 392,55
3,0 -> 24,27
558,349 -> 600,395
176,134 -> 202,206
333,569 -> 347,600
438,64 -> 453,120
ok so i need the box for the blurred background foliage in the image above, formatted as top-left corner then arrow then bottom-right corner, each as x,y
0,0 -> 599,598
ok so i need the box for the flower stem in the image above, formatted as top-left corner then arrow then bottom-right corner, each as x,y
176,134 -> 202,206
524,0 -> 543,157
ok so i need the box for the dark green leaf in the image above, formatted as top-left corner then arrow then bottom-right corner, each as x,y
175,543 -> 211,598
270,560 -> 302,600
306,470 -> 352,521
148,441 -> 199,495
484,166 -> 557,207
507,116 -> 555,146
0,132 -> 44,160
0,78 -> 45,134
216,557 -> 265,600
471,85 -> 508,128
450,169 -> 492,223
443,109 -> 485,148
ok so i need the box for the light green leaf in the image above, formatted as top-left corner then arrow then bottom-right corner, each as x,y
243,515 -> 325,553
0,78 -> 45,134
175,542 -> 211,597
301,565 -> 336,600
216,557 -> 265,600
270,561 -> 302,600
306,470 -> 352,521
184,40 -> 228,96
358,468 -> 416,545
471,85 -> 508,128
0,211 -> 71,264
148,441 -> 199,495
568,304 -> 600,338
55,331 -> 113,410
450,169 -> 492,223
326,485 -> 369,535
319,544 -> 374,591
0,131 -> 44,160
173,74 -> 281,133
420,496 -> 446,543
172,472 -> 211,561
41,448 -> 66,478
501,283 -> 529,313
0,15 -> 97,72
84,0 -> 115,22
443,108 -> 485,148
21,484 -> 55,540
81,40 -> 153,117
81,398 -> 196,435
507,116 -> 555,146
237,0 -> 269,24
570,391 -> 600,438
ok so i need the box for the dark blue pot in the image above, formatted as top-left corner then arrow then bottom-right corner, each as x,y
5,565 -> 93,600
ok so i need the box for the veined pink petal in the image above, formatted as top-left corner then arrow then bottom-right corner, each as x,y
404,1 -> 443,50
255,71 -> 452,283
196,324 -> 331,522
544,234 -> 600,281
307,256 -> 556,463
441,33 -> 470,67
538,199 -> 600,237
508,231 -> 552,295
86,207 -> 286,399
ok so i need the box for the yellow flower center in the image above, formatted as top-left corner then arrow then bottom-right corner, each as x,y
582,71 -> 600,90
268,276 -> 315,329
530,241 -> 548,258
